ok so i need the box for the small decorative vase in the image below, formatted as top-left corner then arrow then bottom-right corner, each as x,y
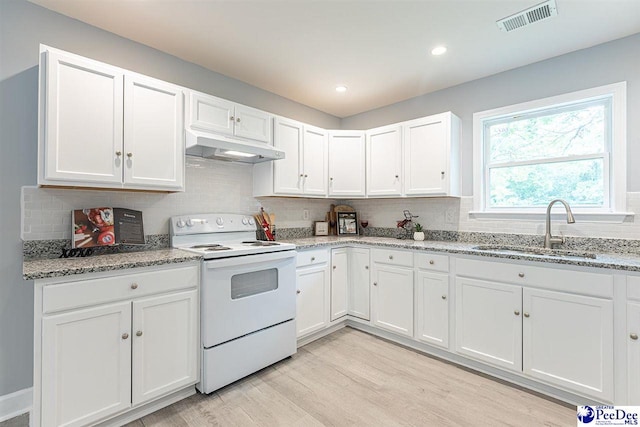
413,231 -> 425,241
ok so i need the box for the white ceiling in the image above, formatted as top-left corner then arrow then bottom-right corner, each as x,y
29,0 -> 640,118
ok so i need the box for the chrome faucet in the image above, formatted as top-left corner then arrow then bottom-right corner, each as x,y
544,199 -> 575,249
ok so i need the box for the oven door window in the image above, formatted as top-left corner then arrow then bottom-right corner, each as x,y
230,268 -> 278,299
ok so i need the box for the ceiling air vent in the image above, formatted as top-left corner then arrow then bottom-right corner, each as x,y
497,0 -> 558,32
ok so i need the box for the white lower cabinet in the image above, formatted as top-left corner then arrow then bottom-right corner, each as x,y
415,270 -> 449,349
331,248 -> 349,321
522,288 -> 613,401
348,248 -> 370,320
295,250 -> 331,337
455,277 -> 523,371
629,302 -> 640,404
371,250 -> 414,337
35,264 -> 199,427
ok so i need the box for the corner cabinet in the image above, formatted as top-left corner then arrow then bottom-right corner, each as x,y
39,46 -> 185,192
33,263 -> 199,427
403,112 -> 460,196
366,125 -> 402,197
328,131 -> 366,197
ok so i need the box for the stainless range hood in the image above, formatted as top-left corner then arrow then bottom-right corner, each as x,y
185,130 -> 285,163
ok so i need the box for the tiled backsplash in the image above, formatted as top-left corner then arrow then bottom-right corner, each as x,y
21,156 -> 640,243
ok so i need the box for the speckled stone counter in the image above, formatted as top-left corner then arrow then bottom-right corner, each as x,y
24,249 -> 202,280
279,236 -> 640,273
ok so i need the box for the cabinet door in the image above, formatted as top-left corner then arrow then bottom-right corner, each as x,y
41,302 -> 131,427
273,118 -> 303,195
296,264 -> 330,337
348,248 -> 370,320
328,131 -> 365,197
124,75 -> 185,190
234,104 -> 273,143
415,270 -> 449,349
455,277 -> 522,371
366,126 -> 402,196
371,263 -> 414,337
188,91 -> 235,136
132,290 -> 198,406
403,115 -> 448,195
302,126 -> 328,196
629,302 -> 640,404
41,49 -> 124,185
331,248 -> 349,321
523,288 -> 613,401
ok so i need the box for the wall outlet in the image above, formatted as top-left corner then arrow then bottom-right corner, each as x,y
445,209 -> 456,224
303,209 -> 310,220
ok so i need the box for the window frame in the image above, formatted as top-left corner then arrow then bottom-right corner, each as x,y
472,82 -> 628,221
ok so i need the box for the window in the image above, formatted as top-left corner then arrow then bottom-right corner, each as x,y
473,82 -> 627,219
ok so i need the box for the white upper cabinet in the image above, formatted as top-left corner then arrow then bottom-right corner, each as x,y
40,49 -> 124,186
328,131 -> 366,197
403,112 -> 460,196
123,74 -> 184,190
38,46 -> 185,191
187,91 -> 272,144
366,125 -> 402,197
256,118 -> 327,197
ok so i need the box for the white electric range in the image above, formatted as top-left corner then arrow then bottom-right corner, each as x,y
170,213 -> 297,393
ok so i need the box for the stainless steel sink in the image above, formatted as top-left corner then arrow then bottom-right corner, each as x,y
472,245 -> 597,260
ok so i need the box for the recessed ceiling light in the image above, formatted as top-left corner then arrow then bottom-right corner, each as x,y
335,85 -> 348,93
431,46 -> 447,56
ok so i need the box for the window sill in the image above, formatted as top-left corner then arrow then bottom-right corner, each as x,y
468,211 -> 634,224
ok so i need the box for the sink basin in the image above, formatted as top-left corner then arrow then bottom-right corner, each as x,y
472,245 -> 597,260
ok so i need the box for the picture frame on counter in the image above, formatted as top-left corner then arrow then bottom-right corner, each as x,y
314,221 -> 329,236
337,212 -> 358,235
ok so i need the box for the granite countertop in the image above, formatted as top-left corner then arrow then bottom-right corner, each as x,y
24,249 -> 202,280
279,236 -> 640,273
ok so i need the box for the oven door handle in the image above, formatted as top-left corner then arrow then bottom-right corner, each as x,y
204,250 -> 296,269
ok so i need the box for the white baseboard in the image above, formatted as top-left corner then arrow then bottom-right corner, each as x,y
0,387 -> 32,422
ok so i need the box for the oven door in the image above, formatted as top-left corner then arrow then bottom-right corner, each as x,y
201,250 -> 296,348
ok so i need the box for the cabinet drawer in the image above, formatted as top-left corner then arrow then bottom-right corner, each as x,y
43,265 -> 199,314
628,275 -> 640,302
297,249 -> 329,268
415,253 -> 449,272
372,248 -> 413,267
455,257 -> 612,298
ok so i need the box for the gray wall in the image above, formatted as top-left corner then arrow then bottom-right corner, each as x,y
341,33 -> 640,196
0,0 -> 339,398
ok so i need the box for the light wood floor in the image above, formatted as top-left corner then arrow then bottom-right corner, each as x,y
125,327 -> 575,427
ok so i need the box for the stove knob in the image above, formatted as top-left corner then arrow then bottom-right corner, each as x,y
176,219 -> 186,228
242,217 -> 249,225
216,217 -> 224,226
248,218 -> 255,226
185,218 -> 194,227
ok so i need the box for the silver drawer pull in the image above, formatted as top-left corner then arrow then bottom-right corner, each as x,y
121,333 -> 129,340
514,310 -> 520,316
311,257 -> 315,261
373,282 -> 377,286
389,255 -> 394,260
441,295 -> 447,300
518,272 -> 525,278
631,333 -> 639,340
365,265 -> 369,269
429,260 -> 434,265
131,283 -> 138,290
136,331 -> 143,337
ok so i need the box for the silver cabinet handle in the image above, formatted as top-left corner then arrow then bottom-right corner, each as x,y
122,333 -> 129,340
441,295 -> 447,300
365,265 -> 369,269
230,116 -> 235,121
429,260 -> 434,265
136,331 -> 143,337
373,282 -> 377,286
631,333 -> 639,340
300,174 -> 304,177
296,290 -> 301,294
441,171 -> 445,177
127,152 -> 133,158
514,310 -> 520,316
333,265 -> 336,270
330,177 -> 333,180
115,151 -> 122,156
395,175 -> 399,179
236,117 -> 241,122
524,312 -> 530,318
518,272 -> 525,278
304,174 -> 308,178
311,257 -> 315,261
389,255 -> 394,260
131,283 -> 138,290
